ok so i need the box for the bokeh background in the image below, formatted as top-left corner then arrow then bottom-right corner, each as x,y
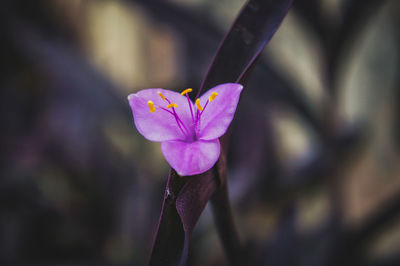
1,0 -> 399,265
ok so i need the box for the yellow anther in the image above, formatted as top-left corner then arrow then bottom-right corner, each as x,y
196,99 -> 203,111
147,101 -> 156,113
181,88 -> 193,96
157,91 -> 166,101
166,103 -> 178,108
209,92 -> 218,102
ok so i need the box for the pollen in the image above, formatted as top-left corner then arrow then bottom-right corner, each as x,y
181,88 -> 193,96
196,99 -> 203,111
157,91 -> 166,101
147,101 -> 156,113
166,103 -> 178,108
209,92 -> 218,102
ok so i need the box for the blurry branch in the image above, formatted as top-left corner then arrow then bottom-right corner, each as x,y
292,0 -> 325,40
267,124 -> 366,205
327,0 -> 387,95
291,2 -> 399,266
262,203 -> 297,266
332,192 -> 400,266
294,0 -> 388,95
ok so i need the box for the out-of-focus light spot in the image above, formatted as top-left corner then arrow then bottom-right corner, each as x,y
270,105 -> 319,178
337,3 -> 397,124
83,1 -> 147,92
266,12 -> 326,113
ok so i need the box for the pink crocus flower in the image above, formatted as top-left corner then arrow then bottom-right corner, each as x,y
127,83 -> 243,176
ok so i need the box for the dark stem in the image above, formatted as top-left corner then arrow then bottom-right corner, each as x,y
210,181 -> 244,266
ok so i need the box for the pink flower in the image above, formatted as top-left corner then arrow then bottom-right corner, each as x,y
128,83 -> 243,176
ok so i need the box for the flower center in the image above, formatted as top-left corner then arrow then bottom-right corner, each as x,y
147,89 -> 218,141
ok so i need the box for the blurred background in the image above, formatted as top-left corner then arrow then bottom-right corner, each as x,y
0,0 -> 399,265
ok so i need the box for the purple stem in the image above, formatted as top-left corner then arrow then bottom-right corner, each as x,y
194,99 -> 209,136
171,108 -> 191,136
200,99 -> 209,116
159,106 -> 189,138
186,94 -> 195,124
159,106 -> 174,115
164,97 -> 190,134
161,97 -> 192,138
194,109 -> 201,136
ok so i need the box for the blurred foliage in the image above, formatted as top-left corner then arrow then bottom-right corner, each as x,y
0,0 -> 399,265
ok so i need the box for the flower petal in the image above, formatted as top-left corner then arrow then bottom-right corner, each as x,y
197,83 -> 243,140
161,139 -> 220,176
128,89 -> 194,142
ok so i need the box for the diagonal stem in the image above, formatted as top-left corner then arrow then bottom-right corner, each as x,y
186,93 -> 195,124
210,183 -> 244,266
210,160 -> 244,266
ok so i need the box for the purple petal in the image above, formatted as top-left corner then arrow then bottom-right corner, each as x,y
128,89 -> 194,142
197,83 -> 243,140
161,139 -> 220,176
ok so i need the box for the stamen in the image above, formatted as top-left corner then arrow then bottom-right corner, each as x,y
157,91 -> 166,101
201,100 -> 209,115
209,92 -> 218,102
184,89 -> 195,123
181,88 -> 192,96
166,103 -> 178,108
147,101 -> 156,113
158,105 -> 191,139
195,99 -> 203,111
